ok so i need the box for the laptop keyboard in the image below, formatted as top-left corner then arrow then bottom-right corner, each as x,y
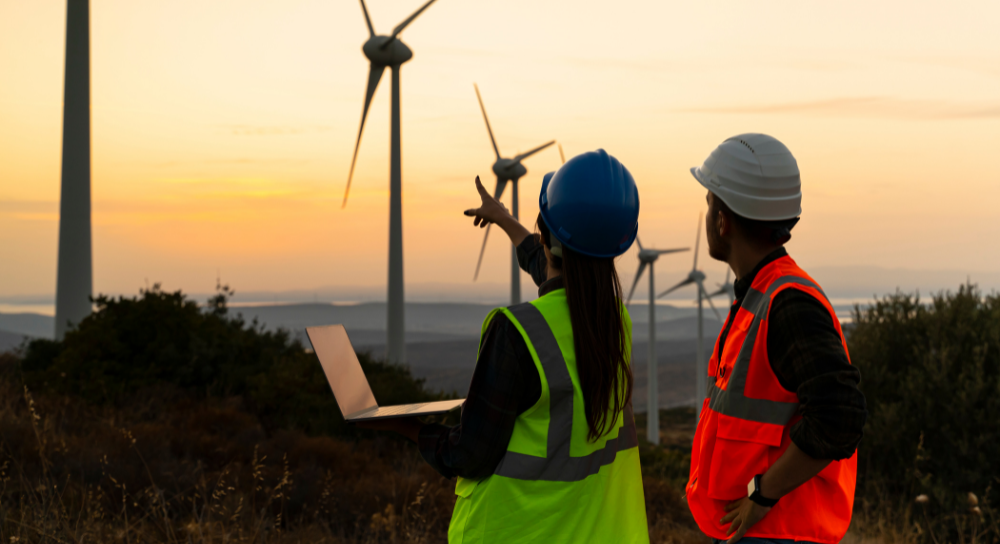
376,404 -> 425,416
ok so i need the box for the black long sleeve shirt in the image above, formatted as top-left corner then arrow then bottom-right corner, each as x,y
720,247 -> 867,460
418,238 -> 866,479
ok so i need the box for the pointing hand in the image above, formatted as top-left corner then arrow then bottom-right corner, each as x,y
463,176 -> 509,229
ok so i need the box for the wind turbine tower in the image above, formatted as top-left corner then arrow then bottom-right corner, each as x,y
54,0 -> 93,340
625,238 -> 688,444
658,215 -> 722,423
471,84 -> 555,305
343,0 -> 439,364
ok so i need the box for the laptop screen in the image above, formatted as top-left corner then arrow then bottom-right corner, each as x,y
305,324 -> 377,418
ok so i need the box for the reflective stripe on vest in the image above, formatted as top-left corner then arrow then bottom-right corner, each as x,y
707,275 -> 830,425
687,261 -> 856,544
493,302 -> 638,482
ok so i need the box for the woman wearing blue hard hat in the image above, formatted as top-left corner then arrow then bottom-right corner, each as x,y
362,149 -> 650,542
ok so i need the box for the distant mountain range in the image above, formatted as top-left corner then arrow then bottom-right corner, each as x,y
4,262 -> 988,406
3,264 -> 998,309
0,301 -> 721,342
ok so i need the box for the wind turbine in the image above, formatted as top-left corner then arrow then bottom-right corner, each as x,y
342,0 -> 439,364
55,0 -> 93,340
625,238 -> 688,445
708,268 -> 736,306
471,84 -> 555,305
657,215 -> 723,422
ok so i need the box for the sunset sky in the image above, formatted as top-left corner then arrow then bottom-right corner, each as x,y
2,0 -> 999,305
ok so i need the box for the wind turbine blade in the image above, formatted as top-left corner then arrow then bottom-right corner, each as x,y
693,213 -> 702,270
343,64 -> 385,207
558,143 -> 566,164
493,177 -> 508,200
359,0 -> 375,37
512,140 -> 556,164
636,236 -> 644,251
473,224 -> 491,281
702,283 -> 722,322
655,247 -> 689,255
474,84 -> 500,160
389,0 -> 437,42
657,277 -> 694,299
626,262 -> 648,307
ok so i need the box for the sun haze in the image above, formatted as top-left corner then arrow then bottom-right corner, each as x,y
1,0 -> 998,301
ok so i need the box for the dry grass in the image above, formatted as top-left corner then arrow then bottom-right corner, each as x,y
7,346 -> 992,544
844,493 -> 1000,544
0,354 -> 452,543
0,354 -> 705,543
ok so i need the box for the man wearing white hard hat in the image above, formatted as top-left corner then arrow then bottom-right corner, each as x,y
684,134 -> 867,544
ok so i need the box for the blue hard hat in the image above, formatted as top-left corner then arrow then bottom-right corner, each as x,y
539,149 -> 639,258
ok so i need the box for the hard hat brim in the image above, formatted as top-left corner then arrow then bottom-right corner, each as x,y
690,166 -> 710,190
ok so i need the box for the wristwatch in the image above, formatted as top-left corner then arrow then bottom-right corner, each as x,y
747,474 -> 779,507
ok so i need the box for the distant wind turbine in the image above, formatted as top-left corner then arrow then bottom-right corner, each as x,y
471,84 -> 555,305
657,215 -> 722,422
55,0 -> 93,340
707,268 -> 736,306
625,237 -> 688,445
342,0 -> 440,364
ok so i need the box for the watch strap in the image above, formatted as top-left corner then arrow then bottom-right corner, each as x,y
748,474 -> 779,507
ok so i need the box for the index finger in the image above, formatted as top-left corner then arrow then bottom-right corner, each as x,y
475,175 -> 491,199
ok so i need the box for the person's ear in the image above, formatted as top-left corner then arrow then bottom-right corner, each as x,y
716,209 -> 729,238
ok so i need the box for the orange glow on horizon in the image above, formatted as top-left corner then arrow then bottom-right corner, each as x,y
2,0 -> 999,299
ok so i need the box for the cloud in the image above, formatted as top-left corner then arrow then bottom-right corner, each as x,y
223,125 -> 333,136
0,200 -> 56,214
680,96 -> 1000,120
895,56 -> 1000,79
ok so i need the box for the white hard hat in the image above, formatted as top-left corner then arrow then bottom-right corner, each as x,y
690,133 -> 801,221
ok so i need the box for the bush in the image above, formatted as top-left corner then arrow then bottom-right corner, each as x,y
18,284 -> 444,437
0,357 -> 455,543
849,284 -> 1000,530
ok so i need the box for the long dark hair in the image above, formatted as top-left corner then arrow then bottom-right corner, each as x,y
538,215 -> 632,441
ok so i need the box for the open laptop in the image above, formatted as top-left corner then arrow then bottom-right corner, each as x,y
305,324 -> 465,421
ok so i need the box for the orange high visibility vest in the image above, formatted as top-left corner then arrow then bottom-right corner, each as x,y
686,255 -> 857,544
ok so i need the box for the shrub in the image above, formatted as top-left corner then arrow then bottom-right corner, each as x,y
849,284 -> 1000,529
18,284 -> 444,437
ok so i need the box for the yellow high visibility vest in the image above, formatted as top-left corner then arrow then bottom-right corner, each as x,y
448,288 -> 649,544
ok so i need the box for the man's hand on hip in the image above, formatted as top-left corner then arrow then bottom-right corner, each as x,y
721,497 -> 771,544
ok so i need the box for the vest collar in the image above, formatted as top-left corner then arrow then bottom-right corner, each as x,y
538,275 -> 564,297
733,247 -> 788,303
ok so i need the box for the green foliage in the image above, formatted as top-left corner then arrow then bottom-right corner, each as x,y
849,284 -> 1000,513
18,284 -> 444,437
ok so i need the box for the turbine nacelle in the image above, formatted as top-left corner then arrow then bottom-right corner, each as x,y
342,0 -> 440,363
471,83 -> 556,287
492,158 -> 527,180
362,36 -> 413,66
638,249 -> 664,263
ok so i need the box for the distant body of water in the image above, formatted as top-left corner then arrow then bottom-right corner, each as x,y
0,296 -> 874,325
0,304 -> 55,316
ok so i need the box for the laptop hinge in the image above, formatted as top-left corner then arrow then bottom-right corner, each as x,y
346,405 -> 380,420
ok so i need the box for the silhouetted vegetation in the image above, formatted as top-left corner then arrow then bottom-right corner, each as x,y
18,284 -> 442,437
0,286 -> 703,543
850,284 -> 1000,543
